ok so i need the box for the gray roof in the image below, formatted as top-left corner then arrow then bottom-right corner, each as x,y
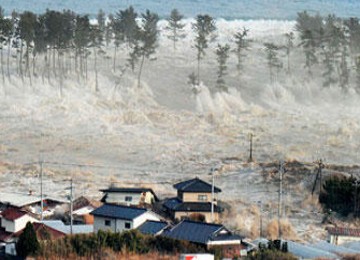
42,220 -> 93,234
0,192 -> 66,208
174,178 -> 221,193
137,220 -> 168,235
164,198 -> 222,212
342,241 -> 360,251
162,220 -> 225,245
252,239 -> 338,259
312,241 -> 360,254
90,204 -> 147,220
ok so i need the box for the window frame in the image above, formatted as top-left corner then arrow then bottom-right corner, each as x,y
198,194 -> 208,201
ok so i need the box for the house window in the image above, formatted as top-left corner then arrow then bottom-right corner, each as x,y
105,220 -> 111,226
198,195 -> 208,201
125,222 -> 131,229
125,196 -> 133,202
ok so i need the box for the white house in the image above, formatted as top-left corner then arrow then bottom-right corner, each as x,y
0,208 -> 38,233
91,204 -> 161,233
100,187 -> 158,207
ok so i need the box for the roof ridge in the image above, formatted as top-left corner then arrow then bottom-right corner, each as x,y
101,203 -> 147,211
181,178 -> 198,190
182,219 -> 223,227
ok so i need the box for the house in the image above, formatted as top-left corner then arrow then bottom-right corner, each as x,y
0,208 -> 38,257
72,196 -> 102,224
163,177 -> 222,222
327,227 -> 360,245
137,220 -> 169,235
100,187 -> 158,207
162,220 -> 246,258
0,192 -> 67,218
91,204 -> 161,233
0,208 -> 38,233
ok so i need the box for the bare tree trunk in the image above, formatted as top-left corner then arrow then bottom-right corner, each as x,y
19,41 -> 24,82
94,48 -> 99,92
7,41 -> 11,81
137,54 -> 145,88
1,48 -> 5,84
113,45 -> 117,72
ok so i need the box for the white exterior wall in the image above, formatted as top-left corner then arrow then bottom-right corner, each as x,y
93,217 -> 117,233
93,216 -> 134,233
1,215 -> 37,233
133,212 -> 160,228
93,211 -> 160,233
105,192 -> 155,205
106,193 -> 142,206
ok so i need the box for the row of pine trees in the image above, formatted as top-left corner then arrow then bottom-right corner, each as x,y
1,7 -> 360,95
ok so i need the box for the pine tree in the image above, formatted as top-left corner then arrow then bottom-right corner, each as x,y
215,43 -> 230,92
130,9 -> 159,88
296,11 -> 323,75
264,43 -> 282,83
284,32 -> 294,74
112,6 -> 139,72
0,7 -> 12,83
355,56 -> 360,94
192,14 -> 216,84
16,222 -> 40,258
233,27 -> 249,75
19,11 -> 37,81
166,9 -> 186,51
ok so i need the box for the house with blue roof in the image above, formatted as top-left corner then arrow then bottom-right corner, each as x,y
162,220 -> 246,258
137,220 -> 169,235
90,204 -> 161,233
163,177 -> 222,222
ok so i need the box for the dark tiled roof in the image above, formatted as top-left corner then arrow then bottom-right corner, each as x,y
163,197 -> 182,209
327,227 -> 360,237
174,178 -> 221,193
1,207 -> 27,221
211,234 -> 244,241
162,220 -> 224,244
164,198 -> 222,212
90,204 -> 147,220
137,220 -> 168,235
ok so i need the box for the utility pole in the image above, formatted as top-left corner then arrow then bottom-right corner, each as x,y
39,160 -> 44,221
211,168 -> 215,223
278,161 -> 284,239
258,200 -> 263,237
248,133 -> 254,162
70,178 -> 73,235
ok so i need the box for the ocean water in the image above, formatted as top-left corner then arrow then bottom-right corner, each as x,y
1,0 -> 360,20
